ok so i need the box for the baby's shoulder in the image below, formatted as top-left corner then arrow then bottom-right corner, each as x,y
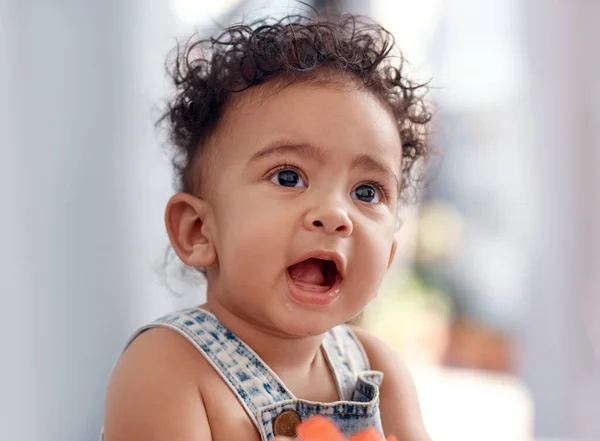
344,325 -> 389,366
103,327 -> 214,440
114,309 -> 229,390
346,325 -> 433,440
345,324 -> 409,378
122,325 -> 210,376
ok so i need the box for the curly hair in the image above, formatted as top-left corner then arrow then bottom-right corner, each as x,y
159,13 -> 433,201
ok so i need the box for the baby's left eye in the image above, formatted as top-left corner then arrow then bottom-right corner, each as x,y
351,184 -> 381,203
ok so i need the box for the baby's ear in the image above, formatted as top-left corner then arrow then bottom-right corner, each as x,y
387,238 -> 398,270
165,193 -> 217,268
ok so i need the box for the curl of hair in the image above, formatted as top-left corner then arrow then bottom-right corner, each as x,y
158,13 -> 433,202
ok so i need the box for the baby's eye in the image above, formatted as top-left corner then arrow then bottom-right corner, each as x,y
351,184 -> 381,203
270,169 -> 306,188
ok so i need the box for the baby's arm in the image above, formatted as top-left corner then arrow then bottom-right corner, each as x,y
103,328 -> 212,441
350,326 -> 433,441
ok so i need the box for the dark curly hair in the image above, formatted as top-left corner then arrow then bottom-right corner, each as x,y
159,13 -> 433,202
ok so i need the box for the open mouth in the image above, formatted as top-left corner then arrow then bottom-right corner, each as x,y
287,257 -> 339,292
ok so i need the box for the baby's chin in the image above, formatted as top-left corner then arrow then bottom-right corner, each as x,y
268,305 -> 355,338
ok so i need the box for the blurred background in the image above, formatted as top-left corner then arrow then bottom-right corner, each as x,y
1,0 -> 598,440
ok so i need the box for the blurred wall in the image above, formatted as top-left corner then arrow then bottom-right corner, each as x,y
519,0 -> 600,438
0,2 -> 183,440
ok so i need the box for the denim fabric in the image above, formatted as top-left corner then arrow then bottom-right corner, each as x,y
102,308 -> 384,440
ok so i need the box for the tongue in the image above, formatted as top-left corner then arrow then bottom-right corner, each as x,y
288,258 -> 326,285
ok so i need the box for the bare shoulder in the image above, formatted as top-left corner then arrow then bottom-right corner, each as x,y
349,325 -> 433,441
103,327 -> 212,441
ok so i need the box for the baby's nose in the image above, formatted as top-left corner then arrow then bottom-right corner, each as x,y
305,205 -> 353,237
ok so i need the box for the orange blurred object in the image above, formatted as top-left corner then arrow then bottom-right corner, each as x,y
295,416 -> 398,441
350,427 -> 397,441
296,416 -> 346,441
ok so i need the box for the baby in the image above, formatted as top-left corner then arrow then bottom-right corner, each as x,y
103,13 -> 433,441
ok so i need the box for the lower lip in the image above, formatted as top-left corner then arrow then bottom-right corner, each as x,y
286,271 -> 342,308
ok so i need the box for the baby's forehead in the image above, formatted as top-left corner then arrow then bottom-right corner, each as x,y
219,77 -> 398,138
207,83 -> 398,163
223,71 -> 360,110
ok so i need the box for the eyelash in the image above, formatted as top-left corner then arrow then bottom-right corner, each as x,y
266,163 -> 390,202
361,180 -> 390,202
266,163 -> 306,181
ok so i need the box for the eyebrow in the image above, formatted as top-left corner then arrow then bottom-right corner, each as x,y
249,142 -> 324,163
351,153 -> 401,191
250,141 -> 401,190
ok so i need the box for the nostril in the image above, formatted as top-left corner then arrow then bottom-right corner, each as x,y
313,220 -> 323,227
336,225 -> 347,232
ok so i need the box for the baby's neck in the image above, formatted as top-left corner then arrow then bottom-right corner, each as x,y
198,300 -> 324,375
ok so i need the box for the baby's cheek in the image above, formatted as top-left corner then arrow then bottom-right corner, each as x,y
354,235 -> 394,287
220,220 -> 283,280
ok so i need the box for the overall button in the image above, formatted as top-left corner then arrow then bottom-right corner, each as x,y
273,410 -> 302,437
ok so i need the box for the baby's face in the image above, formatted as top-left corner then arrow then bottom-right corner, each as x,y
204,81 -> 401,336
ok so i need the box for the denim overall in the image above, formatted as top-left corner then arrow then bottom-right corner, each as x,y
103,307 -> 384,440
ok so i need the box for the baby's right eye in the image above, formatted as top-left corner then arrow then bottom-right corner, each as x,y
270,168 -> 306,188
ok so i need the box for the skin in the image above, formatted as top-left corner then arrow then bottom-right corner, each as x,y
104,80 -> 432,441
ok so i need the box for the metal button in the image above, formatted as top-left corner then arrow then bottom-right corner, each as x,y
273,410 -> 302,437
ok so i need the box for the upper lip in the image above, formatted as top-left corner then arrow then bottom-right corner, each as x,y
290,250 -> 347,279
